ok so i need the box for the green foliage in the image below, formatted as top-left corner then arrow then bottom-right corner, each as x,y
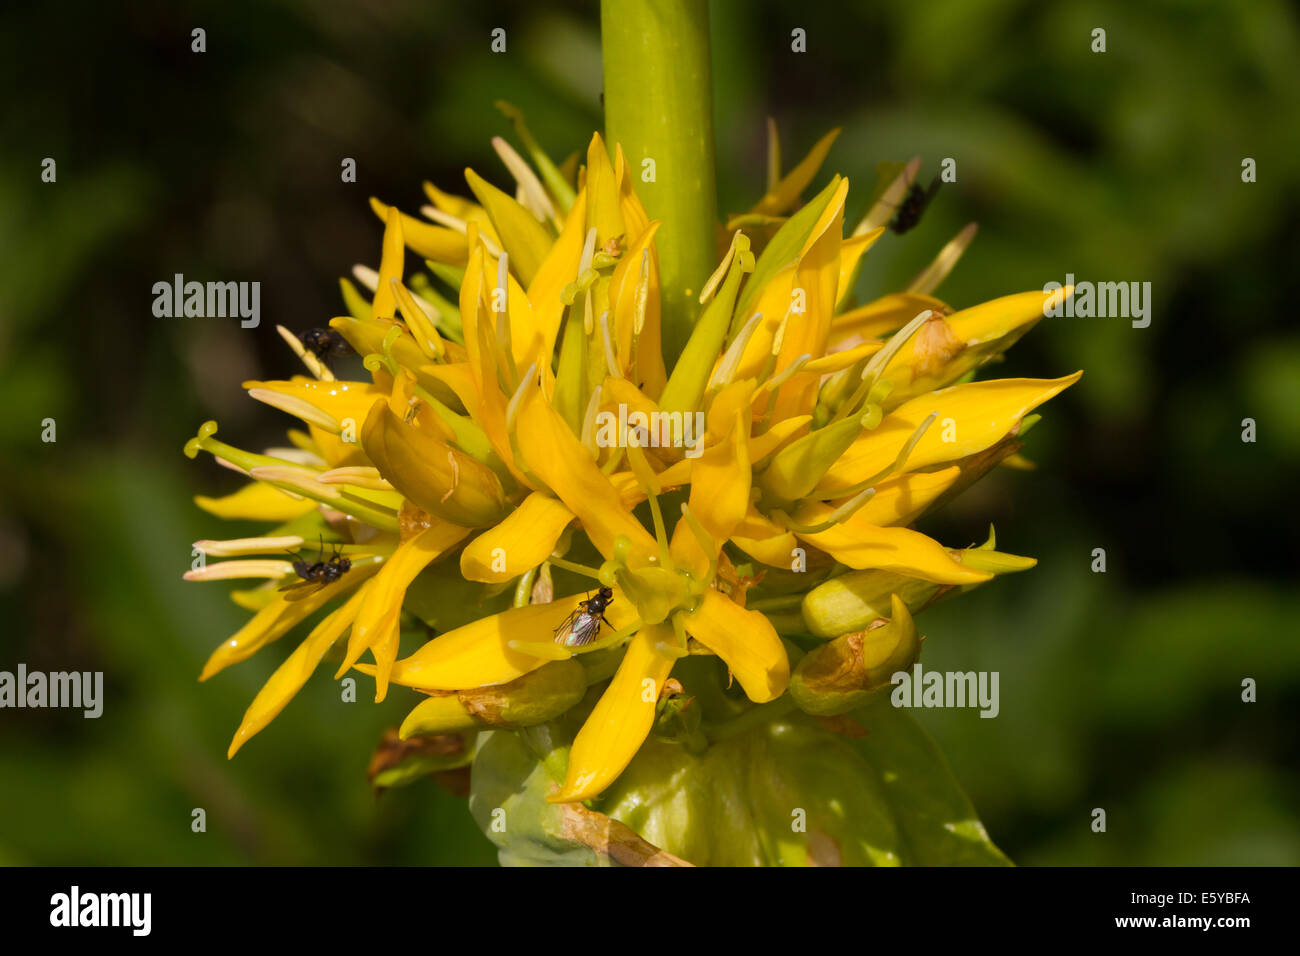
468,695 -> 1009,866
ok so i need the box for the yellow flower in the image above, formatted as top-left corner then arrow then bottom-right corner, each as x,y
183,116 -> 1078,812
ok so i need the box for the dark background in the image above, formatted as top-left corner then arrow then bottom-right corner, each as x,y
1,0 -> 1297,864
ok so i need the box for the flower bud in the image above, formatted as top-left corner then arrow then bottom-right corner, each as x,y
790,594 -> 920,716
361,399 -> 508,528
399,659 -> 587,738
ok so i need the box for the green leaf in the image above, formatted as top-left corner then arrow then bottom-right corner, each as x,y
468,729 -> 604,866
846,692 -> 1012,865
468,694 -> 1010,865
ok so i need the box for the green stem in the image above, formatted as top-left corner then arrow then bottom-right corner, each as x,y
601,0 -> 718,367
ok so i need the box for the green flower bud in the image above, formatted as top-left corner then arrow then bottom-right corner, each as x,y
790,594 -> 920,716
802,569 -> 941,640
399,659 -> 588,738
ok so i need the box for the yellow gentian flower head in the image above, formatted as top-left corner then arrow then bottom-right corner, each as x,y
184,113 -> 1079,865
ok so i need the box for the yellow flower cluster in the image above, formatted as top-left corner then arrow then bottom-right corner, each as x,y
185,123 -> 1078,804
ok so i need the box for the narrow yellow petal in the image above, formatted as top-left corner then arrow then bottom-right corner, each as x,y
422,180 -> 499,243
798,520 -> 991,585
829,292 -> 950,344
384,591 -> 636,691
527,189 -> 588,360
548,622 -> 676,803
227,585 -> 368,757
672,401 -> 750,576
584,132 -> 625,248
340,523 -> 471,692
459,492 -> 574,583
198,562 -> 380,681
194,482 -> 316,522
730,505 -> 800,567
184,559 -> 294,582
798,340 -> 884,377
818,373 -> 1083,494
242,378 -> 388,437
796,467 -> 961,529
516,381 -> 659,566
371,207 -> 406,319
751,127 -> 841,217
370,196 -> 468,267
682,590 -> 789,703
835,226 -> 886,304
772,178 -> 848,419
609,221 -> 665,389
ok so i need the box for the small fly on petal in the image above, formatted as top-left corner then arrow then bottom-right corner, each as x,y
554,586 -> 615,647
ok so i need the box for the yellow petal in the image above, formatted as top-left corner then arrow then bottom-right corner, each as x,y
798,340 -> 884,377
459,492 -> 574,583
836,227 -> 886,304
371,207 -> 406,319
384,591 -> 635,691
242,377 -> 388,437
194,482 -> 317,522
458,244 -> 527,481
198,562 -> 380,681
671,401 -> 750,575
683,590 -> 789,702
748,415 -> 811,464
548,622 -> 676,803
527,189 -> 589,359
422,180 -> 499,243
819,373 -> 1083,494
828,292 -> 950,344
370,197 -> 468,267
751,127 -> 841,217
480,245 -> 543,371
516,381 -> 659,566
227,585 -> 368,757
730,505 -> 801,567
584,132 -> 625,248
798,520 -> 992,584
609,221 -> 666,393
340,522 -> 471,695
945,288 -> 1061,346
796,467 -> 961,528
614,143 -> 652,240
771,178 -> 848,419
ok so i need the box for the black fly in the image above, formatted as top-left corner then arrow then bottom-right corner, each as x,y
553,586 -> 614,647
299,328 -> 354,363
889,175 -> 942,234
281,537 -> 351,601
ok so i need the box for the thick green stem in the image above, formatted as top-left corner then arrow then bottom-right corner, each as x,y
601,0 -> 718,367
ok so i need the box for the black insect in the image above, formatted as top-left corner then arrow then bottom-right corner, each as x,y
281,537 -> 351,601
553,586 -> 615,647
889,175 -> 943,235
299,327 -> 354,363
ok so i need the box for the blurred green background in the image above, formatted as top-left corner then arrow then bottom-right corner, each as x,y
1,0 -> 1297,865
